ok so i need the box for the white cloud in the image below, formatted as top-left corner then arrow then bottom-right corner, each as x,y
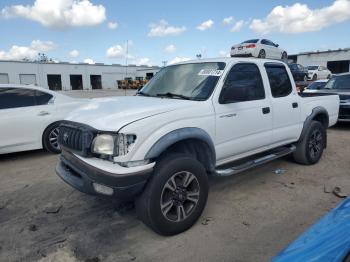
84,58 -> 94,64
0,40 -> 56,60
231,20 -> 244,32
133,57 -> 151,66
197,19 -> 214,31
148,20 -> 186,37
1,0 -> 106,29
106,45 -> 126,58
108,21 -> 118,30
164,44 -> 176,53
168,56 -> 191,65
223,16 -> 234,25
250,0 -> 350,34
69,49 -> 79,58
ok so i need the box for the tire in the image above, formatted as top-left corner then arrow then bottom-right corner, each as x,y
135,153 -> 208,236
281,52 -> 288,60
43,122 -> 61,154
293,121 -> 326,165
258,49 -> 266,58
303,75 -> 308,82
312,74 -> 317,81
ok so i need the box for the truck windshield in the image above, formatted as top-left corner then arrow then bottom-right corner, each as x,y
138,62 -> 226,100
324,75 -> 350,89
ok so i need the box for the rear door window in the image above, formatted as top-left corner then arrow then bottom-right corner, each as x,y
265,63 -> 293,98
0,88 -> 37,109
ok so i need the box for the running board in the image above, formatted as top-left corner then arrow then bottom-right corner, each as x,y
215,145 -> 296,177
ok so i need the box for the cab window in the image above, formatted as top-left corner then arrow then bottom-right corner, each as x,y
219,63 -> 265,104
265,63 -> 293,98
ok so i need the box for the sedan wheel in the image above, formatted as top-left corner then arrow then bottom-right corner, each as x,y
43,122 -> 62,154
258,49 -> 266,58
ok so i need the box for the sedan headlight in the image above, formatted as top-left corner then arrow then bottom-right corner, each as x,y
92,133 -> 137,157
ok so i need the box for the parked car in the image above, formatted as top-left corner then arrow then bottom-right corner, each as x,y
304,79 -> 328,92
307,65 -> 332,80
288,63 -> 308,82
0,84 -> 85,154
324,73 -> 350,122
272,197 -> 350,262
56,58 -> 339,236
230,39 -> 287,60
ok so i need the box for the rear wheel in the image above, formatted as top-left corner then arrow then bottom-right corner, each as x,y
136,154 -> 208,236
258,49 -> 266,58
293,121 -> 326,165
281,52 -> 288,60
43,122 -> 61,154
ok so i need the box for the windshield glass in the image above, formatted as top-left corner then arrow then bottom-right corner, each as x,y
307,81 -> 327,90
324,75 -> 350,89
241,39 -> 259,44
139,62 -> 226,100
307,66 -> 318,70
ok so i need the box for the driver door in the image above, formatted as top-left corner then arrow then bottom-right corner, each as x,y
214,62 -> 273,163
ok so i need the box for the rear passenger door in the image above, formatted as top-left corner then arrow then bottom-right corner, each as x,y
214,63 -> 273,162
264,63 -> 302,145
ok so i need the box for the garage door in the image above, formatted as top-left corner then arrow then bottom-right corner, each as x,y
19,74 -> 37,85
0,73 -> 9,84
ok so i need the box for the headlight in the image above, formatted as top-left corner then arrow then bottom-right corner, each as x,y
92,133 -> 136,157
92,134 -> 115,155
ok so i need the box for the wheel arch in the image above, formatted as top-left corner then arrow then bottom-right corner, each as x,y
145,127 -> 216,173
299,107 -> 329,146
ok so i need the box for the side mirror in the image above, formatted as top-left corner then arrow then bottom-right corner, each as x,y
318,68 -> 322,71
275,44 -> 279,47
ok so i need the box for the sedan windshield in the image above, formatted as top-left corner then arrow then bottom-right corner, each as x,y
138,62 -> 226,100
307,81 -> 327,90
324,75 -> 350,89
307,66 -> 318,70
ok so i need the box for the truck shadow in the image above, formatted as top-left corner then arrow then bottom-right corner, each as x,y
331,122 -> 350,131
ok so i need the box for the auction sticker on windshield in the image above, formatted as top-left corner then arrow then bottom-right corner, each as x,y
198,69 -> 224,76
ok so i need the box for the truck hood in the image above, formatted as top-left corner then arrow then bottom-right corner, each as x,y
65,96 -> 195,131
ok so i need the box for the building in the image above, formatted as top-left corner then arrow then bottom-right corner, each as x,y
0,60 -> 160,90
289,48 -> 350,74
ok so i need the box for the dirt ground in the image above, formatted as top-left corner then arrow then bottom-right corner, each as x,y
0,91 -> 349,262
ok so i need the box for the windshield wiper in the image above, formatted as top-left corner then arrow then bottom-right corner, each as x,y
156,92 -> 194,100
136,90 -> 151,96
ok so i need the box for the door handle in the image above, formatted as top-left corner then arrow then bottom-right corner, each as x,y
292,102 -> 298,108
38,111 -> 50,116
262,107 -> 270,114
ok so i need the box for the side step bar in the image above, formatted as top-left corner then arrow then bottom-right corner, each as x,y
215,145 -> 296,177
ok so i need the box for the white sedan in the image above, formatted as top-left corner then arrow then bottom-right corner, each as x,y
0,84 -> 85,155
230,39 -> 287,60
307,66 -> 332,81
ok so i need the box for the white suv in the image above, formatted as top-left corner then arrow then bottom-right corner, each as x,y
307,66 -> 332,81
230,39 -> 287,60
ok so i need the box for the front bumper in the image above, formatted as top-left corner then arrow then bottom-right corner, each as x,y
56,150 -> 153,199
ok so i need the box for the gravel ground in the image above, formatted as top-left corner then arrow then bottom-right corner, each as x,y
0,90 -> 349,262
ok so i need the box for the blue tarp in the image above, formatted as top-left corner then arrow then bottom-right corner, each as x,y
272,197 -> 350,262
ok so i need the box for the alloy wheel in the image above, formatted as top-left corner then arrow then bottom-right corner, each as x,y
49,127 -> 60,151
160,171 -> 200,222
308,129 -> 322,159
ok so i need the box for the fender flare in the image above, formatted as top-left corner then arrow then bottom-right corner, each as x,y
299,106 -> 329,142
144,127 -> 216,171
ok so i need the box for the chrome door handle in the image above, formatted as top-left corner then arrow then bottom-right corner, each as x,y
38,111 -> 50,116
220,113 -> 237,118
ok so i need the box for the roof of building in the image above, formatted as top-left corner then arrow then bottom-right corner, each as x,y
292,48 -> 350,56
0,59 -> 161,69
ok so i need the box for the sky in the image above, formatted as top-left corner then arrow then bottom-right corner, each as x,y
0,0 -> 350,66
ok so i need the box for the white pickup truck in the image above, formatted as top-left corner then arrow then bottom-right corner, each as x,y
56,58 -> 339,235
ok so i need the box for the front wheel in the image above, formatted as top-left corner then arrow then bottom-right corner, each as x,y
293,121 -> 326,165
281,52 -> 288,60
136,154 -> 208,236
312,74 -> 317,81
303,75 -> 308,82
